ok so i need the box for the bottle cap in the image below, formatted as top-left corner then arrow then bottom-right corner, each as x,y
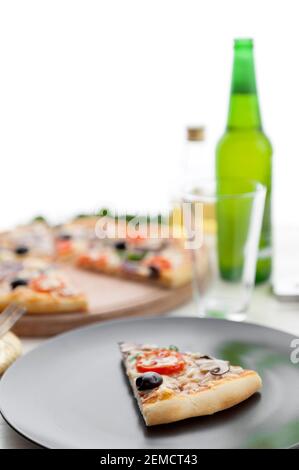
187,127 -> 205,142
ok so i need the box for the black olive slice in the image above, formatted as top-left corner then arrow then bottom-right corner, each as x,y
114,241 -> 127,250
14,245 -> 29,255
136,372 -> 163,391
58,233 -> 72,241
10,278 -> 28,290
148,266 -> 160,279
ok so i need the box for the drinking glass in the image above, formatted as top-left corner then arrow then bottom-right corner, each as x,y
182,179 -> 266,321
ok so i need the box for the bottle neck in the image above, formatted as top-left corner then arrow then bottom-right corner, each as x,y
227,41 -> 262,130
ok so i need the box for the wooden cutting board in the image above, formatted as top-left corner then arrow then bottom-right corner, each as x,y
12,265 -> 192,337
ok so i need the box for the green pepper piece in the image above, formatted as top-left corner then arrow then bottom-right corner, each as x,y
32,215 -> 47,224
127,251 -> 146,262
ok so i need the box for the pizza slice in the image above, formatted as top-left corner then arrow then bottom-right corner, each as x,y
0,255 -> 87,314
76,235 -> 197,287
119,342 -> 262,426
53,222 -> 95,261
0,248 -> 27,310
0,221 -> 55,260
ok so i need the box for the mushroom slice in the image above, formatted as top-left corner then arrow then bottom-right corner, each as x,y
200,359 -> 230,376
210,361 -> 230,376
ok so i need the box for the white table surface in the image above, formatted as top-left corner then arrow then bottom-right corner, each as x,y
1,281 -> 299,448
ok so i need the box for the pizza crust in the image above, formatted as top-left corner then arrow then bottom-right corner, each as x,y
0,294 -> 13,311
108,264 -> 191,288
11,288 -> 87,314
77,252 -> 193,288
141,371 -> 262,426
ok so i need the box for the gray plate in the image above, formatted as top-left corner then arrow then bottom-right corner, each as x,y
0,317 -> 299,449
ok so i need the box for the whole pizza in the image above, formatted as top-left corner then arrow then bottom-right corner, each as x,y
0,214 -> 203,314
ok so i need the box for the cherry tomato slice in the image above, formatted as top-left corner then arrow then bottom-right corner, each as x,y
95,255 -> 107,269
136,349 -> 185,375
56,239 -> 73,255
77,254 -> 92,266
77,253 -> 107,269
30,275 -> 65,293
126,234 -> 146,244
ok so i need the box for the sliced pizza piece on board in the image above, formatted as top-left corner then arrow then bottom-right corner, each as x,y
0,221 -> 55,260
0,249 -> 28,311
11,273 -> 88,314
0,256 -> 88,314
119,342 -> 262,426
53,222 -> 95,262
76,236 -> 197,288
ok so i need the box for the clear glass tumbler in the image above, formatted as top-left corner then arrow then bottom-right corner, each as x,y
183,179 -> 266,321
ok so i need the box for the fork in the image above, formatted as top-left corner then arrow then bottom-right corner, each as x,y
0,303 -> 27,338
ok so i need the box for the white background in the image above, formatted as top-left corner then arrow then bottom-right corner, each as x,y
0,0 -> 296,228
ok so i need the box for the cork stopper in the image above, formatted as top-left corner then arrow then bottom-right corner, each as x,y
187,126 -> 205,142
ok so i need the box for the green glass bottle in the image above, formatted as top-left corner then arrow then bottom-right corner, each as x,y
216,39 -> 272,284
